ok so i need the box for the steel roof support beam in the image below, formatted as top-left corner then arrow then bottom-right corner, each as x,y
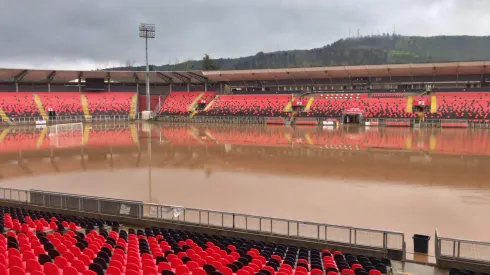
78,72 -> 83,93
14,70 -> 28,83
14,70 -> 28,92
172,72 -> 191,91
46,71 -> 57,83
46,71 -> 56,92
133,73 -> 140,83
156,72 -> 174,84
187,72 -> 208,83
172,72 -> 191,84
157,73 -> 174,92
106,72 -> 111,92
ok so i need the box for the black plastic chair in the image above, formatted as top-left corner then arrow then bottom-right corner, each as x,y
38,254 -> 52,264
203,264 -> 216,274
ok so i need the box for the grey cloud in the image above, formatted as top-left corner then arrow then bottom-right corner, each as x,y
0,0 -> 489,69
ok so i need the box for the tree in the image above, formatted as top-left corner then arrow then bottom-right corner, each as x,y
202,54 -> 218,70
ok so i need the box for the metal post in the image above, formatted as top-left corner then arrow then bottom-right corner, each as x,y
139,23 -> 155,112
145,35 -> 150,111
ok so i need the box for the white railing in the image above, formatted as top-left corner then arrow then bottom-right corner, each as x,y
436,229 -> 490,264
0,187 -> 404,255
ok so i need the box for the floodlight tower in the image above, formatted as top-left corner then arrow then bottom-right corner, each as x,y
139,23 -> 155,111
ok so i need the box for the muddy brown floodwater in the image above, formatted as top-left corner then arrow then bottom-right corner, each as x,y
1,123 -> 490,260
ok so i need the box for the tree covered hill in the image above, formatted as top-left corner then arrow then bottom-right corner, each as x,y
111,35 -> 490,71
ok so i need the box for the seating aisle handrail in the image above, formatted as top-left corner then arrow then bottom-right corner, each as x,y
0,186 -> 405,256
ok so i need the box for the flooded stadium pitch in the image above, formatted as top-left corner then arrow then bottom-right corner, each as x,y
1,122 -> 490,262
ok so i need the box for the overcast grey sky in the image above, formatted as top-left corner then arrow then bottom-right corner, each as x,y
0,0 -> 489,70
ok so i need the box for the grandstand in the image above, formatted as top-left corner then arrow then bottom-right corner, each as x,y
1,61 -> 490,126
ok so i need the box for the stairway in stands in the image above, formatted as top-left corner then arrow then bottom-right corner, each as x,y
0,108 -> 13,125
80,93 -> 91,120
33,94 -> 48,121
129,94 -> 138,119
406,96 -> 413,113
430,95 -> 437,113
283,97 -> 294,112
187,92 -> 205,112
305,96 -> 314,112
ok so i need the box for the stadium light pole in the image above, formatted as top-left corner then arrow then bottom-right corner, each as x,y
139,23 -> 155,111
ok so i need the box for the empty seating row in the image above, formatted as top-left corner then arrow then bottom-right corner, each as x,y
159,92 -> 216,116
84,93 -> 134,116
425,98 -> 490,119
202,95 -> 291,117
0,92 -> 135,118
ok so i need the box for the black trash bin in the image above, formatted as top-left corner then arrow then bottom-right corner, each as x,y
413,234 -> 430,253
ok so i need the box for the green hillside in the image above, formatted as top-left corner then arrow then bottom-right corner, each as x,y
112,35 -> 490,71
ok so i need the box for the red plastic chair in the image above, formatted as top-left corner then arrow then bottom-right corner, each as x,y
71,259 -> 86,273
26,259 -> 43,273
143,266 -> 158,274
369,270 -> 382,275
8,255 -> 23,269
176,265 -> 190,275
106,266 -> 122,275
8,248 -> 21,258
192,268 -> 206,275
109,259 -> 124,271
295,266 -> 308,274
125,270 -> 140,275
31,271 -> 44,275
158,262 -> 172,272
83,271 -> 97,275
171,258 -> 184,268
62,251 -> 75,262
237,270 -> 250,275
219,266 -> 233,275
10,266 -> 26,275
54,256 -> 69,269
242,266 -> 254,275
342,269 -> 354,275
187,261 -> 200,271
78,254 -> 91,266
211,261 -> 222,269
63,266 -> 79,275
327,272 -> 339,275
44,262 -> 61,275
126,263 -> 140,272
311,268 -> 323,275
0,263 -> 7,275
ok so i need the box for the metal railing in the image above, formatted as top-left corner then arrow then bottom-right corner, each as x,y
0,187 -> 404,255
155,115 -> 268,125
0,115 -> 134,126
142,203 -> 405,253
436,229 -> 490,264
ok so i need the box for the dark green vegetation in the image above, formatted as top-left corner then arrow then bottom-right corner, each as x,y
112,35 -> 490,71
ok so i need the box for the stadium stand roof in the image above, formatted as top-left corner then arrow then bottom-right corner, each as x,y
0,69 -> 208,84
1,61 -> 489,84
202,61 -> 490,81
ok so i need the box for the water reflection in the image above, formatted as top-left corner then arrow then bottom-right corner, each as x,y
1,122 -> 490,253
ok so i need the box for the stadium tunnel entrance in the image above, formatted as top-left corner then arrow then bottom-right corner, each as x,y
342,107 -> 364,124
